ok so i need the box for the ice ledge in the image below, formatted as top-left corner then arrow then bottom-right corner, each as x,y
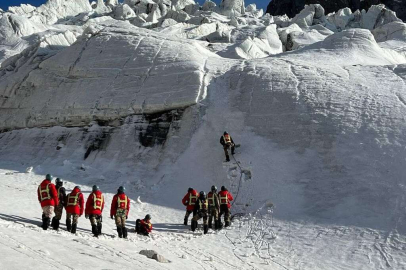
0,23 -> 208,130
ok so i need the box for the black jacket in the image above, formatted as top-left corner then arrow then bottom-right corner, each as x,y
56,185 -> 66,206
193,197 -> 209,216
220,135 -> 234,146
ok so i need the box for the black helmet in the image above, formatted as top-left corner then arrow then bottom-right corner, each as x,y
46,174 -> 53,181
55,178 -> 63,185
75,186 -> 81,191
224,131 -> 228,135
221,186 -> 226,191
145,214 -> 151,220
211,185 -> 217,192
188,187 -> 193,192
199,191 -> 206,199
92,185 -> 99,192
118,186 -> 125,193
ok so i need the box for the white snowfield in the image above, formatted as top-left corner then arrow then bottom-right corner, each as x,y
1,0 -> 406,269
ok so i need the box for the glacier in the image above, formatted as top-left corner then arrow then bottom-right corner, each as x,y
0,0 -> 406,269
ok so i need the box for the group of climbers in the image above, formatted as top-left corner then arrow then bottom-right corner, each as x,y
37,174 -> 152,239
180,131 -> 237,233
37,131 -> 238,237
182,185 -> 233,234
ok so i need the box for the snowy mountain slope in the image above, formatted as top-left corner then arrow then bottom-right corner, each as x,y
1,1 -> 406,269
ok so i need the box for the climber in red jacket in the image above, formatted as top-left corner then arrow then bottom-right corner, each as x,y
65,186 -> 84,234
37,174 -> 59,230
110,186 -> 130,239
218,186 -> 234,228
85,185 -> 105,237
182,187 -> 198,225
136,214 -> 153,236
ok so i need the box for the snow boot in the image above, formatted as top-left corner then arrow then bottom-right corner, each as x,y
123,227 -> 128,239
191,220 -> 197,232
97,224 -> 102,235
42,217 -> 50,230
225,221 -> 230,227
41,216 -> 46,230
66,219 -> 72,232
135,219 -> 141,233
117,227 -> 123,238
92,225 -> 98,237
183,217 -> 188,226
204,225 -> 208,234
218,221 -> 223,229
52,218 -> 60,230
71,224 -> 77,234
225,155 -> 230,162
51,217 -> 56,229
214,220 -> 220,230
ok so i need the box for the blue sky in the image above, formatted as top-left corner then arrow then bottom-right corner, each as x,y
1,0 -> 270,12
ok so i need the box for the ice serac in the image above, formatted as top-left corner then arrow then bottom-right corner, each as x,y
284,28 -> 406,66
266,0 -> 406,22
0,22 -> 208,130
14,0 -> 92,25
171,0 -> 196,11
373,21 -> 406,42
220,0 -> 245,16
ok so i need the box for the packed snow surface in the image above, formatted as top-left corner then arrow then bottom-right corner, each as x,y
1,0 -> 406,269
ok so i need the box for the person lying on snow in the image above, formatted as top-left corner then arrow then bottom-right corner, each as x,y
136,214 -> 152,236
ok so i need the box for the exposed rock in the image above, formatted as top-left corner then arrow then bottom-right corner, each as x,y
140,249 -> 154,258
152,254 -> 170,263
139,250 -> 170,263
